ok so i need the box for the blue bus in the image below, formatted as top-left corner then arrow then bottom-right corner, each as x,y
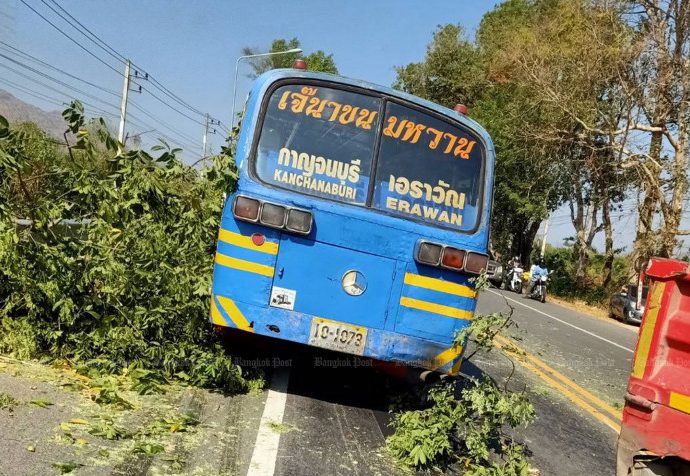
210,67 -> 495,375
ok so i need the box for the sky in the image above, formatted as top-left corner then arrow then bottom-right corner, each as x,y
1,0 -> 686,254
1,0 -> 494,158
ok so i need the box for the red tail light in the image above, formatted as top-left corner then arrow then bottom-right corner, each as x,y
464,252 -> 489,274
441,247 -> 466,270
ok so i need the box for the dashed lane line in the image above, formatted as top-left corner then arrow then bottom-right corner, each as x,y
488,290 -> 635,354
247,368 -> 290,476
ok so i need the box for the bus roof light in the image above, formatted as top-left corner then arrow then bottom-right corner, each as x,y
233,196 -> 260,222
293,59 -> 308,70
454,104 -> 468,115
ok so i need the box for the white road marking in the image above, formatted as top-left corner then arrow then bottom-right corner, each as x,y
247,367 -> 291,476
488,290 -> 635,354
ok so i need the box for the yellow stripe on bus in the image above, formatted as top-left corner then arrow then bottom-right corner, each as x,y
218,229 -> 279,255
210,297 -> 227,326
399,297 -> 474,320
216,295 -> 254,332
431,344 -> 463,370
632,282 -> 665,379
670,391 -> 690,416
215,252 -> 275,277
404,273 -> 476,298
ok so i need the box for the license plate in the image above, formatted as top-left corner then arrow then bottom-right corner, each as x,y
308,317 -> 368,355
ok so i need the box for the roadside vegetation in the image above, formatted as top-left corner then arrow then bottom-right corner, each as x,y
395,0 -> 690,300
0,103 -> 247,392
387,278 -> 536,474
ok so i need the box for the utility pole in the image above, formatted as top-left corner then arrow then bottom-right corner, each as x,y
202,113 -> 219,159
118,60 -> 131,144
540,217 -> 550,258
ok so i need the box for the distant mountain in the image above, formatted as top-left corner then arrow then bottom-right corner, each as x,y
0,89 -> 67,139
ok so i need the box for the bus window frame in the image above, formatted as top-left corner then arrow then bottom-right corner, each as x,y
248,78 -> 487,235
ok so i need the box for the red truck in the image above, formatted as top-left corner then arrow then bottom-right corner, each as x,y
617,258 -> 690,476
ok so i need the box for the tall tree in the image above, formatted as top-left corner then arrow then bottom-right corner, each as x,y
479,0 -> 633,281
394,23 -> 561,261
242,38 -> 338,76
624,0 -> 690,261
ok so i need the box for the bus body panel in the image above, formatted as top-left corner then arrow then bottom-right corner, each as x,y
211,290 -> 463,374
271,235 -> 397,329
212,70 -> 496,374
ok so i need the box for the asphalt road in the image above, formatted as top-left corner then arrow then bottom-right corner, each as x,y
237,288 -> 638,476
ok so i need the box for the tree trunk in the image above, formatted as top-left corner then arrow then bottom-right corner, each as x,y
516,220 -> 541,265
602,196 -> 614,287
631,129 -> 662,269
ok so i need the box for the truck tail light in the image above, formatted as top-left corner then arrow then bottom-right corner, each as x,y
233,196 -> 260,221
464,252 -> 489,274
232,195 -> 313,236
260,203 -> 287,227
417,242 -> 442,266
441,247 -> 466,270
286,209 -> 312,234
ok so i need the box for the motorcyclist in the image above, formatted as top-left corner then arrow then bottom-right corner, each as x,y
525,257 -> 548,296
509,256 -> 522,269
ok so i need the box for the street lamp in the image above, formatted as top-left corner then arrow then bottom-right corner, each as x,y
230,48 -> 303,128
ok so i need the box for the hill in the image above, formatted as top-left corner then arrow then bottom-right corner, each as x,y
0,89 -> 67,139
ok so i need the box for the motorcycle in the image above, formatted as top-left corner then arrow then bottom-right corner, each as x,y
528,273 -> 548,303
506,265 -> 524,294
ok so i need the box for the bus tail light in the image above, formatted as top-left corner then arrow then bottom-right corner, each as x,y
286,209 -> 313,234
233,196 -> 312,236
233,196 -> 260,221
441,247 -> 466,270
415,240 -> 488,276
416,241 -> 442,266
464,252 -> 489,274
260,203 -> 287,227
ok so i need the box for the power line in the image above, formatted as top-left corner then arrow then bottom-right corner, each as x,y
129,101 -> 200,145
0,55 -> 122,113
41,0 -> 210,123
18,0 -> 122,77
0,40 -> 120,97
37,0 -> 212,123
18,0 -> 216,156
0,76 -> 69,109
0,73 -> 121,122
43,0 -> 127,65
138,84 -> 205,126
0,71 -> 197,154
0,53 -> 198,150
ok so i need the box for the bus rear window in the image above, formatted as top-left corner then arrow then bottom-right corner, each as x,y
372,102 -> 484,231
255,85 -> 381,205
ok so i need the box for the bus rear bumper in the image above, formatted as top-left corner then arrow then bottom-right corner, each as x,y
210,294 -> 464,376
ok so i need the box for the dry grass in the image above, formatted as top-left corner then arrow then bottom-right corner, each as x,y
548,295 -> 637,332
